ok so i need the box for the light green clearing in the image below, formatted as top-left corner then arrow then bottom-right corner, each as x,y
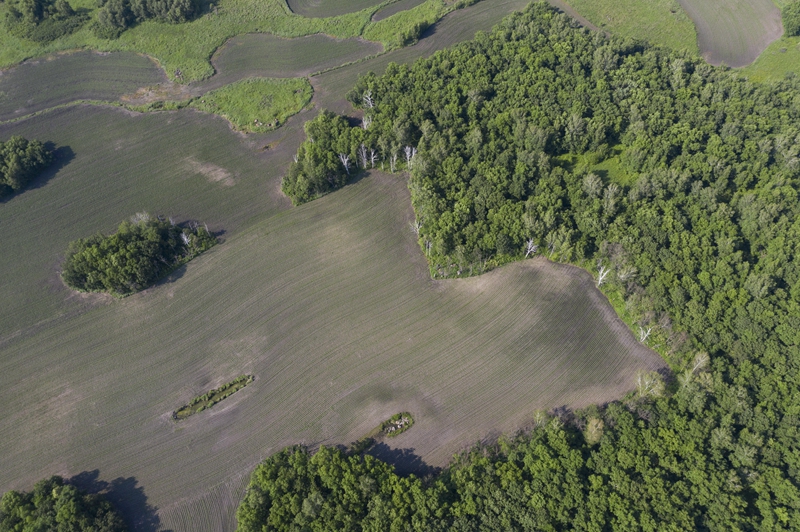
287,0 -> 387,18
363,0 -> 450,49
373,0 -> 427,22
676,0 -> 783,67
0,52 -> 165,122
564,0 -> 698,53
192,77 -> 312,133
740,35 -> 800,82
0,0 -> 454,82
0,169 -> 664,532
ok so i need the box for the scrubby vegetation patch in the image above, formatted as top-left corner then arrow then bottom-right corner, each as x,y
381,412 -> 413,437
61,212 -> 217,296
173,374 -> 254,420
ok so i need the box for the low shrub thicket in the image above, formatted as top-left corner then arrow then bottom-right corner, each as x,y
61,212 -> 216,296
783,0 -> 800,36
173,375 -> 254,420
4,0 -> 87,42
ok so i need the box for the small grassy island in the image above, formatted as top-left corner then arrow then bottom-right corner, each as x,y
173,375 -> 254,420
61,212 -> 217,296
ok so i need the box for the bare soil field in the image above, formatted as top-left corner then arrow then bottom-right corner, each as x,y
287,0 -> 386,18
372,0 -> 427,21
198,34 -> 383,91
0,170 -> 665,532
676,0 -> 783,66
0,52 -> 166,122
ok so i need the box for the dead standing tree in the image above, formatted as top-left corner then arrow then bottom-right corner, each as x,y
358,144 -> 368,169
338,153 -> 350,175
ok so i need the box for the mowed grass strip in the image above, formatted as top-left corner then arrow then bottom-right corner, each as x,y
676,0 -> 783,67
0,51 -> 166,122
0,171 -> 664,532
564,0 -> 698,53
191,78 -> 312,133
287,0 -> 387,18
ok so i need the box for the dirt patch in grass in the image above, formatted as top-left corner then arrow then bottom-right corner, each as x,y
676,0 -> 783,67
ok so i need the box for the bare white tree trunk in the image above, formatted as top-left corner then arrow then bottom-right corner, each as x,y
362,115 -> 372,130
525,238 -> 538,258
596,262 -> 610,287
338,153 -> 350,175
370,149 -> 377,168
180,232 -> 191,246
638,326 -> 653,343
358,144 -> 368,169
618,266 -> 637,281
292,154 -> 298,163
363,90 -> 374,109
390,153 -> 397,173
410,220 -> 422,236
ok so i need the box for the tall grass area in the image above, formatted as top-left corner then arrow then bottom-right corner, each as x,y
566,0 -> 698,53
363,0 -> 451,49
192,78 -> 312,132
740,36 -> 800,81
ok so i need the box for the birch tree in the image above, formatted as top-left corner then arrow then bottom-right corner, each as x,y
338,153 -> 350,175
525,238 -> 537,258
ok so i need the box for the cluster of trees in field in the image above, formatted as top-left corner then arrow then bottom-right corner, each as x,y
0,136 -> 52,197
93,0 -> 196,39
62,212 -> 216,296
0,476 -> 127,531
3,0 -> 87,42
256,2 -> 800,528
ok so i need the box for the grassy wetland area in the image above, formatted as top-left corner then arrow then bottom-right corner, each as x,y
2,0 -> 800,530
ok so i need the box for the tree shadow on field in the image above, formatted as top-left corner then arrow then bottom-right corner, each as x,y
0,144 -> 75,203
366,443 -> 441,478
68,471 -> 170,532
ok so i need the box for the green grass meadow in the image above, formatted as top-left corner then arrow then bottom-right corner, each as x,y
564,0 -> 698,53
192,77 -> 312,132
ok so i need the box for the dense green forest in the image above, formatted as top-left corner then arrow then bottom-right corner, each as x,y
0,136 -> 52,197
0,476 -> 127,532
247,3 -> 800,529
4,0 -> 87,42
62,213 -> 216,295
784,0 -> 800,37
93,0 -> 196,39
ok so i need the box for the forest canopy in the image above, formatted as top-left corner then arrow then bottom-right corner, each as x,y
0,136 -> 53,197
4,0 -> 87,42
0,476 -> 127,532
252,3 -> 800,529
61,213 -> 216,296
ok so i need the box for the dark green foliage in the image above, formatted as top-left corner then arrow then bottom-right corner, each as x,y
250,2 -> 800,529
61,213 -> 216,296
0,136 -> 52,197
93,0 -> 194,39
236,446 -> 450,532
783,0 -> 800,37
281,110 -> 367,205
4,0 -> 86,42
173,375 -> 254,420
0,476 -> 127,532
